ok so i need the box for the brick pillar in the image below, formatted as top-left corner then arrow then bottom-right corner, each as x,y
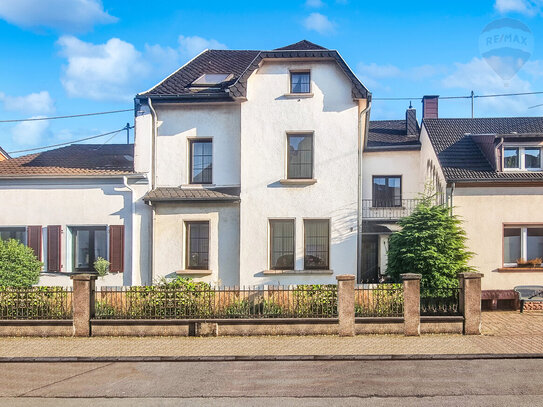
71,273 -> 97,337
336,274 -> 355,337
401,273 -> 421,336
458,272 -> 483,335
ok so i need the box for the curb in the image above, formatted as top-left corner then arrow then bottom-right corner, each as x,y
1,353 -> 543,363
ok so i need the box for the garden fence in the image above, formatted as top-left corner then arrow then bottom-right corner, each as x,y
355,284 -> 403,317
0,287 -> 73,320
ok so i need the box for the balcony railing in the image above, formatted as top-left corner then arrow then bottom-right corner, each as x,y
362,199 -> 420,220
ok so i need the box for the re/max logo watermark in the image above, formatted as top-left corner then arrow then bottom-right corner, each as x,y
484,33 -> 529,46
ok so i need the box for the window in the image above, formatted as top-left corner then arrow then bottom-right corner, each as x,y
290,71 -> 310,94
287,134 -> 313,179
71,227 -> 107,272
186,221 -> 209,270
504,146 -> 542,170
191,73 -> 233,87
0,227 -> 26,243
304,219 -> 330,270
504,226 -> 543,266
269,220 -> 295,270
189,139 -> 212,184
372,176 -> 402,207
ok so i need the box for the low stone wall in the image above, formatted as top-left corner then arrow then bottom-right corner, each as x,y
355,317 -> 404,335
420,316 -> 464,334
92,320 -> 191,337
0,320 -> 73,337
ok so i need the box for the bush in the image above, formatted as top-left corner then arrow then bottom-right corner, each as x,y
293,284 -> 337,317
222,298 -> 284,318
0,287 -> 72,319
387,198 -> 474,293
355,284 -> 403,317
0,239 -> 41,287
94,257 -> 110,277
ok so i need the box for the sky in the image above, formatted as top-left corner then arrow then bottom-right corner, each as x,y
1,0 -> 543,156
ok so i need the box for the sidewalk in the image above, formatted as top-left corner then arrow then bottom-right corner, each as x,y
0,312 -> 542,359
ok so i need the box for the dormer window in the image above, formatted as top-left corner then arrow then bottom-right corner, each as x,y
504,146 -> 541,171
191,73 -> 233,87
290,71 -> 310,94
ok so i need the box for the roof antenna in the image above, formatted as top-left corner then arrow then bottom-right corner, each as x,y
409,101 -> 413,109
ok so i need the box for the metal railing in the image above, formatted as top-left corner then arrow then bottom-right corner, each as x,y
0,287 -> 73,320
361,199 -> 420,220
355,284 -> 403,317
94,285 -> 338,319
420,287 -> 461,316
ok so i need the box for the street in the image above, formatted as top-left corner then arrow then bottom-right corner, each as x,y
1,358 -> 542,405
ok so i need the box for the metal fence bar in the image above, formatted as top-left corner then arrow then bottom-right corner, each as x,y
420,287 -> 461,316
354,284 -> 404,317
0,287 -> 73,320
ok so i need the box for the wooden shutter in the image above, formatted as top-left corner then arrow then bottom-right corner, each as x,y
109,225 -> 124,273
47,225 -> 62,272
27,226 -> 42,261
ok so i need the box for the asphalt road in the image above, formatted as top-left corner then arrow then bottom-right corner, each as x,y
1,359 -> 543,406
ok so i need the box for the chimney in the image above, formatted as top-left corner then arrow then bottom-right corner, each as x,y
422,95 -> 439,119
405,105 -> 418,136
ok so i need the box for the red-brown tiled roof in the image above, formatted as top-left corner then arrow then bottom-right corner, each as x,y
0,144 -> 134,177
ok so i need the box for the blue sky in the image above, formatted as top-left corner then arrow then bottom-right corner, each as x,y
1,0 -> 543,156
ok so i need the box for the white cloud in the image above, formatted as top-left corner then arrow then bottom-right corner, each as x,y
442,57 -> 536,114
0,91 -> 54,115
494,0 -> 543,16
303,13 -> 335,35
356,62 -> 447,90
0,0 -> 117,33
57,36 -> 150,101
357,63 -> 402,79
306,0 -> 325,7
11,118 -> 50,147
178,35 -> 228,59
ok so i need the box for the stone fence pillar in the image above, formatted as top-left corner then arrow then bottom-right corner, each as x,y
401,273 -> 421,336
458,272 -> 483,335
71,273 -> 97,337
336,274 -> 355,337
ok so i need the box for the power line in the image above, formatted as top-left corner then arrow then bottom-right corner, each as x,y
7,126 -> 133,154
0,109 -> 132,123
373,90 -> 543,101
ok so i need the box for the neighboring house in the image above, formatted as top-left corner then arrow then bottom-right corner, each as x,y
0,146 -> 10,161
0,144 -> 151,286
421,107 -> 543,290
135,40 -> 371,286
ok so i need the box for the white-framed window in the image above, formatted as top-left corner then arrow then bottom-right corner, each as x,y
504,225 -> 543,267
504,146 -> 541,171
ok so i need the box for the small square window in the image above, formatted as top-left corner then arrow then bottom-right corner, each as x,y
290,71 -> 310,94
71,226 -> 107,272
525,148 -> 541,169
504,147 -> 519,169
372,176 -> 402,207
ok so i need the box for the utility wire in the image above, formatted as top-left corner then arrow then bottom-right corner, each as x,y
0,109 -> 132,123
373,90 -> 543,101
7,126 -> 133,154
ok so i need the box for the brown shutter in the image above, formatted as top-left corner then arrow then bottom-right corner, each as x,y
27,226 -> 42,261
109,225 -> 124,273
47,225 -> 62,272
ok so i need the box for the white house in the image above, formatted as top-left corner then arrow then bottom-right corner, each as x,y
135,40 -> 371,286
0,144 -> 152,286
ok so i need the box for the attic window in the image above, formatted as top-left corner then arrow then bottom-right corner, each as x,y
504,146 -> 541,171
191,73 -> 233,87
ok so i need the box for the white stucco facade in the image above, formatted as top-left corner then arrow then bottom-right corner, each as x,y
0,177 -> 151,287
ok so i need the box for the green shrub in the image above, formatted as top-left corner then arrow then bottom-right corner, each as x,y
222,298 -> 284,318
387,197 -> 474,294
94,257 -> 110,277
0,239 -> 41,287
355,284 -> 403,317
293,284 -> 337,317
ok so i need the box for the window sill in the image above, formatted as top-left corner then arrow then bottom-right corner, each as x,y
498,267 -> 543,272
176,269 -> 212,276
279,178 -> 317,186
283,93 -> 314,99
262,269 -> 333,275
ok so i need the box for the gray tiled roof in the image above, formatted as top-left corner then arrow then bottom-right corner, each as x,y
424,117 -> 543,182
144,187 -> 240,203
138,41 -> 370,101
366,120 -> 420,150
0,144 -> 134,177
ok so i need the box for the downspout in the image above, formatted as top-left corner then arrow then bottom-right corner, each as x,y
449,182 -> 455,216
147,97 -> 157,284
123,176 -> 136,284
357,100 -> 372,282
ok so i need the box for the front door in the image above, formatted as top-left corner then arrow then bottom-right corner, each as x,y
360,234 -> 379,283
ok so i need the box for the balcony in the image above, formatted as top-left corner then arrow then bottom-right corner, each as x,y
362,199 -> 420,220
